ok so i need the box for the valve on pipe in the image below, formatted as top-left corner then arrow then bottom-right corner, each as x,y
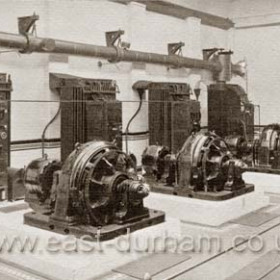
24,141 -> 164,241
142,132 -> 254,200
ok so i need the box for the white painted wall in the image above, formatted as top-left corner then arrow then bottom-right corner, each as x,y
170,0 -> 230,17
1,0 -> 276,166
230,0 -> 280,19
229,0 -> 280,124
0,0 -> 229,166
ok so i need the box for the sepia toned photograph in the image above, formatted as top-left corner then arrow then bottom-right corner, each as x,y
0,0 -> 279,279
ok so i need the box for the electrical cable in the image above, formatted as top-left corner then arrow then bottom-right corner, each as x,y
41,103 -> 61,157
124,90 -> 144,154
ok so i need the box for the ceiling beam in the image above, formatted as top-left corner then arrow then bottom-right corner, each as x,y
111,0 -> 234,30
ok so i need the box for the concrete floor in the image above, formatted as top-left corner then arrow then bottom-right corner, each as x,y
0,272 -> 20,280
0,172 -> 279,280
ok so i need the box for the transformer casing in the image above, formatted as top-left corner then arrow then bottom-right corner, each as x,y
50,73 -> 122,162
148,82 -> 200,153
208,83 -> 254,141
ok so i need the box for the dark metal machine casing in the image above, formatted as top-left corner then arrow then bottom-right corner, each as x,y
174,133 -> 254,200
208,83 -> 254,142
251,124 -> 280,170
7,167 -> 25,201
50,73 -> 122,162
148,82 -> 200,153
0,74 -> 11,200
142,132 -> 254,201
24,141 -> 164,241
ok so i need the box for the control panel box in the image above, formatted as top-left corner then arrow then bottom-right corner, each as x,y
0,73 -> 11,199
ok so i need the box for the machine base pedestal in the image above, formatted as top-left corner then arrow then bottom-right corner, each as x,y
145,177 -> 255,201
148,180 -> 255,201
24,209 -> 165,241
246,167 -> 280,175
182,184 -> 254,200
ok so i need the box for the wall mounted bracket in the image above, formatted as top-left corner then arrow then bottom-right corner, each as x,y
18,13 -> 39,36
168,42 -> 185,56
17,13 -> 39,54
105,30 -> 125,47
105,30 -> 130,63
203,48 -> 224,60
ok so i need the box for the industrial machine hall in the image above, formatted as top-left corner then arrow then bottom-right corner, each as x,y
1,0 -> 280,279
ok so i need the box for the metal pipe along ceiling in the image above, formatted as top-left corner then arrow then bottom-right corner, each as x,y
0,31 -> 222,72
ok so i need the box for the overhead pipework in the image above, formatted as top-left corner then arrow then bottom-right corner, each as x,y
0,13 -> 244,79
0,30 -> 220,72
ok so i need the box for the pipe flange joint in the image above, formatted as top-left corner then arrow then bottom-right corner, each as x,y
19,33 -> 33,54
176,56 -> 182,68
169,55 -> 182,69
108,46 -> 125,63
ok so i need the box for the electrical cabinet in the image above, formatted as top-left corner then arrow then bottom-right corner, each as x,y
148,82 -> 200,153
50,73 -> 122,162
0,74 -> 11,199
208,83 -> 254,141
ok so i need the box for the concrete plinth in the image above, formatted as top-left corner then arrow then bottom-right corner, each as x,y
243,172 -> 280,203
145,190 -> 270,227
0,202 -> 181,280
